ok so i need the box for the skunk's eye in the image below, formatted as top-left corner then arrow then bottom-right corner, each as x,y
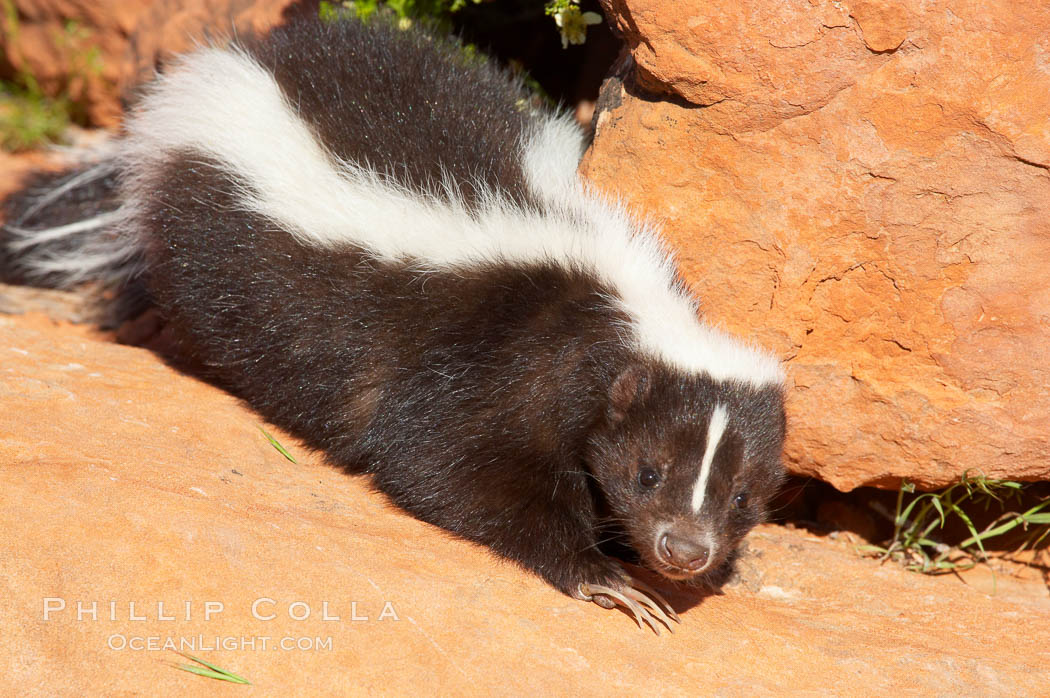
638,468 -> 661,489
732,491 -> 749,509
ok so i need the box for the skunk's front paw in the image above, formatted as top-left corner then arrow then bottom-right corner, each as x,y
572,561 -> 679,634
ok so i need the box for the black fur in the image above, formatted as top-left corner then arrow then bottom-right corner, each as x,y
1,18 -> 786,606
244,20 -> 537,206
143,150 -> 642,595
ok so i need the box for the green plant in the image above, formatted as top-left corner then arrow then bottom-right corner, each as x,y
0,4 -> 105,151
0,85 -> 71,151
861,471 -> 1050,574
0,0 -> 65,150
319,0 -> 482,26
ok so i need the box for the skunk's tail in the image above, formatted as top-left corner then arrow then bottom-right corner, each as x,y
1,155 -> 152,324
1,157 -> 142,290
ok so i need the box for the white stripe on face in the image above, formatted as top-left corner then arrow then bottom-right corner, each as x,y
691,404 -> 729,513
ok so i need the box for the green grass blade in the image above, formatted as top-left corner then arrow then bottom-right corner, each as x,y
174,664 -> 241,682
899,493 -> 928,525
959,517 -> 1023,549
1021,499 -> 1050,519
855,544 -> 887,554
930,496 -> 944,522
172,653 -> 250,685
259,426 -> 297,464
948,503 -> 989,556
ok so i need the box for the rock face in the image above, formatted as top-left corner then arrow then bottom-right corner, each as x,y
584,0 -> 1050,490
1,313 -> 1048,694
0,0 -> 299,126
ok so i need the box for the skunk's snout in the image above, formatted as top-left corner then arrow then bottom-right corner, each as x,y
657,529 -> 712,574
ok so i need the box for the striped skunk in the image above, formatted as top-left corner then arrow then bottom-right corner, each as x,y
2,17 -> 786,632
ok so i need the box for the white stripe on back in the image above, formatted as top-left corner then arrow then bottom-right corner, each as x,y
118,47 -> 783,388
691,404 -> 729,513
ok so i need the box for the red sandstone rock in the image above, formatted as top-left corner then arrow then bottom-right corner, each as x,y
1,0 -> 298,126
0,0 -> 140,126
3,4 -> 1047,692
123,0 -> 305,91
1,313 -> 1047,693
585,0 -> 1050,490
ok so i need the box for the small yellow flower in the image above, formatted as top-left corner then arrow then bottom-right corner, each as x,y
553,6 -> 602,49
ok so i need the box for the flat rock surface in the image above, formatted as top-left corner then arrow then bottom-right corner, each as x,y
1,312 -> 1047,695
585,0 -> 1050,490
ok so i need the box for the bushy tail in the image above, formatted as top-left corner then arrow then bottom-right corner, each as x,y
1,158 -> 141,290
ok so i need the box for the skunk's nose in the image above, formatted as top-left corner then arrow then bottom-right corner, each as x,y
659,532 -> 710,571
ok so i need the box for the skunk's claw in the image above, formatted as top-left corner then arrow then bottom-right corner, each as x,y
579,583 -> 650,632
579,579 -> 678,634
630,577 -> 680,624
624,584 -> 678,630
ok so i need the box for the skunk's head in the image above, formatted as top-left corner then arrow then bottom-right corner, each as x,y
587,362 -> 786,582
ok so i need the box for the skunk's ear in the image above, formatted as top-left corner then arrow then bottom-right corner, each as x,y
608,363 -> 650,424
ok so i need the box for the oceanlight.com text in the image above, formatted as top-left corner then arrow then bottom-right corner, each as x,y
107,634 -> 334,652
